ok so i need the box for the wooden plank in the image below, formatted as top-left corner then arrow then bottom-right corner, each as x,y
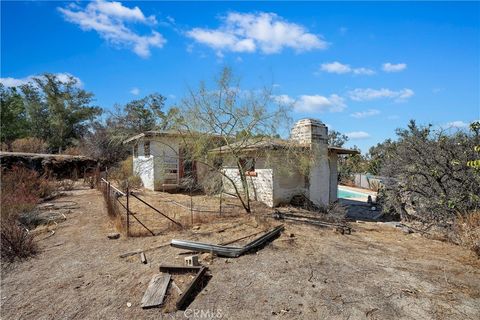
141,274 -> 171,309
159,264 -> 203,273
176,267 -> 207,310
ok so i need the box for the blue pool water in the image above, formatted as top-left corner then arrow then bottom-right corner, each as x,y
338,187 -> 370,199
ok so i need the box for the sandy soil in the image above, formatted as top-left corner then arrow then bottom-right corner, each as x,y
1,187 -> 479,320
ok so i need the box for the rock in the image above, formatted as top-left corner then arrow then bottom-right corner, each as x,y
127,302 -> 132,307
192,225 -> 200,230
107,232 -> 120,239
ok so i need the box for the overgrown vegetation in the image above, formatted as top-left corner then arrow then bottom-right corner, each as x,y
371,121 -> 480,254
108,156 -> 143,191
1,166 -> 56,262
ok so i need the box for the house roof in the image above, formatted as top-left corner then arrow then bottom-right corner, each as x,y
122,130 -> 223,144
124,131 -> 359,155
327,146 -> 360,155
208,138 -> 359,155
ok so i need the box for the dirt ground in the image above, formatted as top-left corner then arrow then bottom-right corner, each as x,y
1,187 -> 479,320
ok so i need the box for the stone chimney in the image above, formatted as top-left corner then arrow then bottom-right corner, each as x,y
290,118 -> 328,146
290,119 -> 330,207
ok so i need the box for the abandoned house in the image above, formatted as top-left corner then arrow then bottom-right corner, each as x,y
124,119 -> 358,208
123,130 -> 214,191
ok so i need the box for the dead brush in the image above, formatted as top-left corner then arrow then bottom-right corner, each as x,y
1,217 -> 38,262
101,185 -> 127,234
452,210 -> 480,256
1,166 -> 55,262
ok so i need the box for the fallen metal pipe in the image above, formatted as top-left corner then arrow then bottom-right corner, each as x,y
170,225 -> 284,258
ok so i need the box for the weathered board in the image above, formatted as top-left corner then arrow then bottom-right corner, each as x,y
141,274 -> 171,309
140,252 -> 147,264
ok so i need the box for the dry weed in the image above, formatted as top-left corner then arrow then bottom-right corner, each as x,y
453,211 -> 480,256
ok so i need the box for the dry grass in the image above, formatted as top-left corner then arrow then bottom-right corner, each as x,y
122,189 -> 265,236
11,137 -> 47,153
99,183 -> 127,234
453,210 -> 480,256
108,156 -> 143,191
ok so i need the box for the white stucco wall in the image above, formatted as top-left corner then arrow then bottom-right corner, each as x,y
222,167 -> 274,207
133,137 -> 180,190
133,140 -> 155,190
329,153 -> 338,202
308,146 -> 330,207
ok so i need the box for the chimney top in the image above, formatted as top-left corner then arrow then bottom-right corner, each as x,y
290,118 -> 328,145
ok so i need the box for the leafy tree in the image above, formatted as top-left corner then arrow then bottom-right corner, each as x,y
79,94 -> 177,163
338,146 -> 367,183
111,93 -> 178,134
30,74 -> 101,153
0,85 -> 28,149
327,129 -> 367,182
366,139 -> 396,176
328,129 -> 349,147
380,120 -> 479,223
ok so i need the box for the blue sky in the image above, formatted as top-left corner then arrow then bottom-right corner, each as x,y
1,1 -> 479,152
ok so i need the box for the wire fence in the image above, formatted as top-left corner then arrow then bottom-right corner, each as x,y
99,177 -> 242,237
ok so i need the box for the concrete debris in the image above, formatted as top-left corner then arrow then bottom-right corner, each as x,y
185,255 -> 199,266
107,232 -> 120,240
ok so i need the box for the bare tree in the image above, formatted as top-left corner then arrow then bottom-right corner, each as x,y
176,68 -> 291,213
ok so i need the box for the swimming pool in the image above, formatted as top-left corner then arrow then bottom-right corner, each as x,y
337,187 -> 371,199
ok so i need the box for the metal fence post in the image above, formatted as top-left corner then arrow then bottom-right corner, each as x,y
190,189 -> 193,226
219,185 -> 223,216
126,182 -> 130,237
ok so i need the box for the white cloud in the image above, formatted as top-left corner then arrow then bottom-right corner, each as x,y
346,131 -> 371,139
0,77 -> 28,87
321,61 -> 351,74
0,73 -> 83,87
296,94 -> 346,113
273,94 -> 295,105
445,121 -> 469,128
58,1 -> 165,58
94,0 -> 156,23
130,87 -> 140,95
352,67 -> 375,75
382,62 -> 407,72
187,12 -> 327,55
320,61 -> 375,75
350,109 -> 380,118
273,93 -> 346,113
348,88 -> 414,102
